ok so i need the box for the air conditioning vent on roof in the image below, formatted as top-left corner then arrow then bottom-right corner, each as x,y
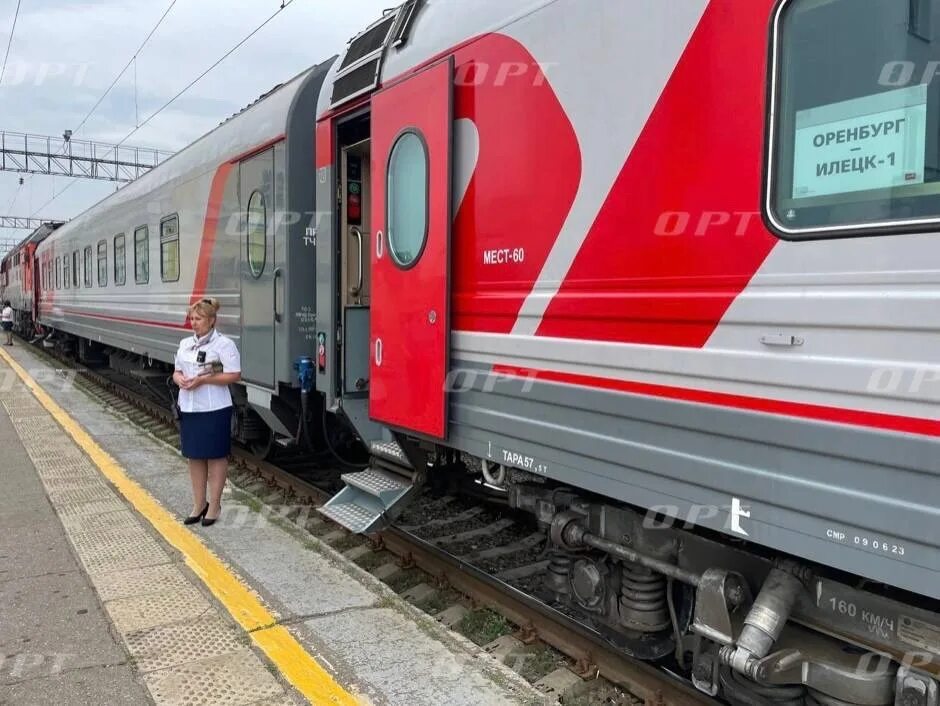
332,60 -> 383,106
391,0 -> 424,48
330,0 -> 425,108
338,14 -> 397,72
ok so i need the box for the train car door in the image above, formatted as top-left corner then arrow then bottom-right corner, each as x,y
239,149 -> 277,388
369,58 -> 453,439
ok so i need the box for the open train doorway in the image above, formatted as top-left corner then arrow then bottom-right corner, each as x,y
336,115 -> 373,406
326,57 -> 453,446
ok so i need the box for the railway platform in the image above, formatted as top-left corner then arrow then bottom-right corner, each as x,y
0,343 -> 547,706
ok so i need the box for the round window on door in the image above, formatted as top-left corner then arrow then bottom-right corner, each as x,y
386,131 -> 428,269
247,190 -> 266,278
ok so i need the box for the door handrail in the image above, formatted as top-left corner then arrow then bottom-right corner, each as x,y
349,226 -> 363,298
273,267 -> 283,323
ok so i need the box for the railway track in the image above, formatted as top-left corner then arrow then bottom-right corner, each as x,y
22,338 -> 718,705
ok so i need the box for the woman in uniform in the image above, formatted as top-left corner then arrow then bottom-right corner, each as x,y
172,298 -> 241,526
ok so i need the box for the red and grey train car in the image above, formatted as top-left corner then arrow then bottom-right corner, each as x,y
15,0 -> 939,703
31,63 -> 336,453
0,221 -> 61,334
314,1 -> 940,705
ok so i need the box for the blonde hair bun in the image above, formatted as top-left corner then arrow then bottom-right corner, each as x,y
189,297 -> 221,318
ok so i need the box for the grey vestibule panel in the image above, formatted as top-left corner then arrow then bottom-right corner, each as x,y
239,148 -> 277,389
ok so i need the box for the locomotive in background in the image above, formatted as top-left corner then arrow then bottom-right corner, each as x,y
2,1 -> 938,704
0,221 -> 60,335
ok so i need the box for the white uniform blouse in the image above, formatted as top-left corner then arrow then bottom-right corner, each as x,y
173,330 -> 241,413
1,306 -> 12,322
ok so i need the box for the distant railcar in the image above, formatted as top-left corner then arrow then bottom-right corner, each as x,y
0,222 -> 59,334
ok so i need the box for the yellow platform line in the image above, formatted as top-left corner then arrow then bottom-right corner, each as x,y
0,348 -> 361,706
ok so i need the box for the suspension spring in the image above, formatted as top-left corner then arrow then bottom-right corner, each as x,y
545,551 -> 573,598
619,562 -> 670,632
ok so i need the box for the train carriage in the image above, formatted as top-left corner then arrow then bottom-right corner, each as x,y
313,1 -> 940,704
0,222 -> 60,334
33,62 -> 335,451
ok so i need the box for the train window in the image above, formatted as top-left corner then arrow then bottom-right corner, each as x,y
56,257 -> 61,289
72,251 -> 79,288
246,192 -> 266,277
386,130 -> 428,268
64,257 -> 70,289
114,234 -> 126,286
160,215 -> 180,283
768,0 -> 940,238
134,226 -> 149,284
97,240 -> 108,287
83,246 -> 92,288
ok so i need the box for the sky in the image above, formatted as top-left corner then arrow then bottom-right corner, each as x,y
0,0 -> 391,252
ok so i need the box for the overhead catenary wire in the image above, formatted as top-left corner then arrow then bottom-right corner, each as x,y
72,0 -> 178,137
0,0 -> 22,87
113,0 -> 298,150
9,0 -> 176,221
30,0 -> 298,218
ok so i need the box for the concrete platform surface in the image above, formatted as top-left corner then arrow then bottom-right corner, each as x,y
0,388 -> 152,705
0,353 -> 305,706
0,343 -> 547,706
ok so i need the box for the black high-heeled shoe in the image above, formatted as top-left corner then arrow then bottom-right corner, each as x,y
184,502 -> 209,525
202,506 -> 221,527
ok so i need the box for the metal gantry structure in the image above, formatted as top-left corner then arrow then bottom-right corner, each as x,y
0,237 -> 20,255
0,216 -> 62,230
0,131 -> 174,182
0,219 -> 65,258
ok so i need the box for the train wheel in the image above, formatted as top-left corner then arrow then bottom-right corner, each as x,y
249,428 -> 275,460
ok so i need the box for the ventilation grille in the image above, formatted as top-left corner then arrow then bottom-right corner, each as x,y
330,0 -> 424,108
339,14 -> 397,71
331,61 -> 382,106
392,0 -> 424,48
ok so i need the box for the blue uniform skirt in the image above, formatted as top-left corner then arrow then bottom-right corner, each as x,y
179,407 -> 233,459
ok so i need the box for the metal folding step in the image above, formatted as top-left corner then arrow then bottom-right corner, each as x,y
370,439 -> 414,469
319,441 -> 417,534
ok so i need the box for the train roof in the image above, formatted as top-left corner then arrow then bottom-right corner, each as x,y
40,59 -> 334,251
23,221 -> 63,246
321,0 -> 553,113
